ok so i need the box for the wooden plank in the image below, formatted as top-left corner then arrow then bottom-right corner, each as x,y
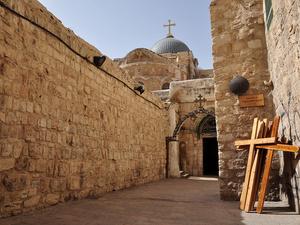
255,144 -> 300,153
263,119 -> 269,137
256,116 -> 280,214
245,150 -> 260,212
251,119 -> 271,210
252,118 -> 270,204
252,118 -> 271,208
239,94 -> 265,108
244,121 -> 265,212
235,137 -> 276,147
240,118 -> 259,210
251,148 -> 264,210
256,150 -> 274,214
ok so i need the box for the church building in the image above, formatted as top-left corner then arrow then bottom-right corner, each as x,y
116,21 -> 217,177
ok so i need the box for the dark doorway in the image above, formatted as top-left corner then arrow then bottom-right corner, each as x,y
203,137 -> 219,176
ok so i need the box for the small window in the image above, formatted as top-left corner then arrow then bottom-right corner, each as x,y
265,0 -> 273,30
162,82 -> 170,90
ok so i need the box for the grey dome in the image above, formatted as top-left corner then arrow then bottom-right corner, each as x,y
151,36 -> 190,54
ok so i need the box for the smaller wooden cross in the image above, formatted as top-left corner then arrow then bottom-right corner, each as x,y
164,19 -> 176,37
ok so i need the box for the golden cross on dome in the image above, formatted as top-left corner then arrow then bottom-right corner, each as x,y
164,19 -> 176,37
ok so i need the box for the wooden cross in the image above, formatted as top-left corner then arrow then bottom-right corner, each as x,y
236,117 -> 278,211
164,19 -> 176,37
244,119 -> 267,212
235,116 -> 300,214
256,116 -> 280,213
238,118 -> 259,210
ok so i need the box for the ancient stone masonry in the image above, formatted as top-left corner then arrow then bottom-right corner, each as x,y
210,0 -> 279,200
0,0 -> 168,217
115,49 -> 201,92
169,79 -> 215,177
115,48 -> 189,91
264,0 -> 300,212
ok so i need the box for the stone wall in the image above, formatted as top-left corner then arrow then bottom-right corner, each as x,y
116,49 -> 206,92
160,52 -> 198,80
116,48 -> 190,91
210,0 -> 278,200
0,0 -> 168,217
195,69 -> 214,79
264,0 -> 300,212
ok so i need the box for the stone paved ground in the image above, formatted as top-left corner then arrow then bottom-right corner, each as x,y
1,178 -> 300,225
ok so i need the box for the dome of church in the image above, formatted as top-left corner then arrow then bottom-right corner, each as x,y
151,35 -> 190,54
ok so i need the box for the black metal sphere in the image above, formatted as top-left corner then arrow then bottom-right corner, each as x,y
229,76 -> 249,95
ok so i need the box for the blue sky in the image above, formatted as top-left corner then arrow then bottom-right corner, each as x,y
38,0 -> 212,69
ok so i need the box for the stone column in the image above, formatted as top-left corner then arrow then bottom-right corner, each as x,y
168,141 -> 180,177
168,103 -> 180,177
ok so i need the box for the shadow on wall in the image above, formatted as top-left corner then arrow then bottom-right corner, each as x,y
278,95 -> 300,213
281,152 -> 300,212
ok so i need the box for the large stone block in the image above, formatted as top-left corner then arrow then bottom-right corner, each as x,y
23,195 -> 41,208
68,176 -> 81,191
2,174 -> 28,192
45,193 -> 60,205
0,158 -> 15,171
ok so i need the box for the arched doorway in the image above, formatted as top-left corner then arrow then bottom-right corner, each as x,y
196,115 -> 219,176
167,104 -> 215,177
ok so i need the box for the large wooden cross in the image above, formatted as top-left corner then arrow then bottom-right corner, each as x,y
235,118 -> 277,210
164,19 -> 176,37
235,116 -> 300,213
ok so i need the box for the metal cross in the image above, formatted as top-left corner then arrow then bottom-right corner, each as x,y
164,19 -> 176,37
194,94 -> 207,108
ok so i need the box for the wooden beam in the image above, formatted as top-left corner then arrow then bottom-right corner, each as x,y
244,121 -> 265,212
255,144 -> 299,153
235,137 -> 276,147
240,118 -> 259,210
256,116 -> 280,214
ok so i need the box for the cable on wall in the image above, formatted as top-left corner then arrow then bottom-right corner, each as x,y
0,1 -> 163,110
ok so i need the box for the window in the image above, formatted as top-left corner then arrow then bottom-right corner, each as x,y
264,0 -> 273,30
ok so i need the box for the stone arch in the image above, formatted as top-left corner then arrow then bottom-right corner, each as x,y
195,115 -> 217,139
172,107 -> 215,138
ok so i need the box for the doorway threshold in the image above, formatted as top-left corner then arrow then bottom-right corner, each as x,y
188,176 -> 218,181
